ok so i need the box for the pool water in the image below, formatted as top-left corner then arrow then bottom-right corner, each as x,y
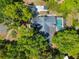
56,17 -> 62,30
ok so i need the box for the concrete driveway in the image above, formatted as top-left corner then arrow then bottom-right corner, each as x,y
0,24 -> 7,37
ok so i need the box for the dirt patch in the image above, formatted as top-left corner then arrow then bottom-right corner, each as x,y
5,29 -> 17,41
51,43 -> 58,49
66,14 -> 73,27
55,0 -> 64,4
23,0 -> 46,5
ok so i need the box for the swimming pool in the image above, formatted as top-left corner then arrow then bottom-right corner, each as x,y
56,17 -> 63,31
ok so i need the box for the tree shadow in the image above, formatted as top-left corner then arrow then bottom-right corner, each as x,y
2,39 -> 17,45
48,47 -> 63,59
76,53 -> 79,59
54,26 -> 78,36
65,26 -> 75,30
77,29 -> 79,34
69,56 -> 75,59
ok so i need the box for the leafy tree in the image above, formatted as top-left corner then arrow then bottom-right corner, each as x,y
0,0 -> 13,23
46,0 -> 79,18
16,26 -> 52,59
1,2 -> 32,29
3,2 -> 32,21
52,29 -> 79,58
0,0 -> 13,8
0,25 -> 52,59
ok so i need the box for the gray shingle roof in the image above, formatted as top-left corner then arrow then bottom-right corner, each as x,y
32,16 -> 56,25
31,16 -> 56,40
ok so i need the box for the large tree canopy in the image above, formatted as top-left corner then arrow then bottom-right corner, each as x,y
52,29 -> 79,58
46,0 -> 79,17
47,0 -> 79,12
2,2 -> 32,21
0,0 -> 13,23
0,2 -> 33,29
0,26 -> 52,59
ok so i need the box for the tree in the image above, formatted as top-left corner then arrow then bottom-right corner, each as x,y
52,29 -> 79,58
0,0 -> 13,23
0,0 -> 13,8
16,26 -> 52,59
0,0 -> 23,14
46,0 -> 79,18
1,2 -> 32,29
0,25 -> 52,59
3,2 -> 32,21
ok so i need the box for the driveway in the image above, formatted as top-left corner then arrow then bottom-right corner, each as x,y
0,24 -> 7,37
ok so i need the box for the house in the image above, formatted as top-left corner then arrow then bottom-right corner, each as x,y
31,15 -> 64,43
24,0 -> 64,43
